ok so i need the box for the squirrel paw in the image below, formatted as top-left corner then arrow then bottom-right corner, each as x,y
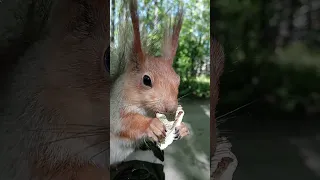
174,122 -> 190,140
146,118 -> 166,142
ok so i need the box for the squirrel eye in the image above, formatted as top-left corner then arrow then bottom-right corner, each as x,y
104,46 -> 110,73
143,75 -> 152,87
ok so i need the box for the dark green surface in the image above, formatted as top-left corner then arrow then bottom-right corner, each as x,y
221,116 -> 320,180
163,99 -> 210,180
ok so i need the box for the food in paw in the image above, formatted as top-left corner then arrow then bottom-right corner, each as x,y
156,105 -> 184,150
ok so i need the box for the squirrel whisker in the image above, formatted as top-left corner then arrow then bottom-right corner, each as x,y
90,148 -> 109,161
50,123 -> 106,128
27,129 -> 104,134
216,99 -> 258,120
217,116 -> 237,126
178,92 -> 192,100
72,139 -> 109,158
38,133 -> 105,147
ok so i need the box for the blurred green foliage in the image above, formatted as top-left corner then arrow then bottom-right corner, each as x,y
213,0 -> 320,116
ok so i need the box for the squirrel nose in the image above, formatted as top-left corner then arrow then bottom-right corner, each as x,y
164,100 -> 178,113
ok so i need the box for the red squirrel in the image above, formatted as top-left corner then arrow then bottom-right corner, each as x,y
0,0 -> 110,179
110,0 -> 188,165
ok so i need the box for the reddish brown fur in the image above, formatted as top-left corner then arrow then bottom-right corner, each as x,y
119,56 -> 180,140
119,113 -> 152,139
122,0 -> 182,117
129,0 -> 145,62
108,0 -> 183,166
123,56 -> 180,114
110,0 -> 182,144
168,11 -> 184,64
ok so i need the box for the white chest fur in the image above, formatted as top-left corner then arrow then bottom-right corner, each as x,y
109,75 -> 147,165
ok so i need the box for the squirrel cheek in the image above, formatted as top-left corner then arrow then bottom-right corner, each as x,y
150,95 -> 157,101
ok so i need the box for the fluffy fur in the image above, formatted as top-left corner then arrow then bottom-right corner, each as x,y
110,0 -> 183,165
0,0 -> 110,179
210,35 -> 226,179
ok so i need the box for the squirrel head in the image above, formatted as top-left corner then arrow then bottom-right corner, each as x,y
38,0 -> 110,128
122,0 -> 183,114
124,55 -> 180,114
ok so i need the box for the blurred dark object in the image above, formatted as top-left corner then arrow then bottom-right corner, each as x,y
212,0 -> 320,119
210,36 -> 225,156
0,0 -> 52,90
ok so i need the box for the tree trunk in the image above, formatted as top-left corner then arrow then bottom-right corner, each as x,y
111,0 -> 115,43
276,0 -> 289,48
242,18 -> 250,60
154,0 -> 158,27
286,0 -> 300,45
307,0 -> 313,32
259,0 -> 268,49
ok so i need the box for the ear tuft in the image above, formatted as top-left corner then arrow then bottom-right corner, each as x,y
162,5 -> 184,65
129,0 -> 145,66
48,0 -> 108,39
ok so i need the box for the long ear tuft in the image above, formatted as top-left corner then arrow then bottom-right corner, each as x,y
162,6 -> 184,65
129,0 -> 145,65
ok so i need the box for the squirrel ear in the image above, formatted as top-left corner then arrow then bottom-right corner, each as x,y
48,0 -> 108,38
129,0 -> 145,66
162,7 -> 184,65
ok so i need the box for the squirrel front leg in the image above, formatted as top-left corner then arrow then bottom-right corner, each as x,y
119,113 -> 167,142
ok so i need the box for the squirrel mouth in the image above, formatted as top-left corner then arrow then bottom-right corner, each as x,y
152,110 -> 162,116
154,109 -> 164,114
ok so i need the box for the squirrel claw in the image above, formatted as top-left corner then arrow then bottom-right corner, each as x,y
174,128 -> 179,135
174,134 -> 181,140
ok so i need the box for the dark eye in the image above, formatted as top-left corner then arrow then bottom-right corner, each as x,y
143,75 -> 152,87
104,46 -> 110,73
